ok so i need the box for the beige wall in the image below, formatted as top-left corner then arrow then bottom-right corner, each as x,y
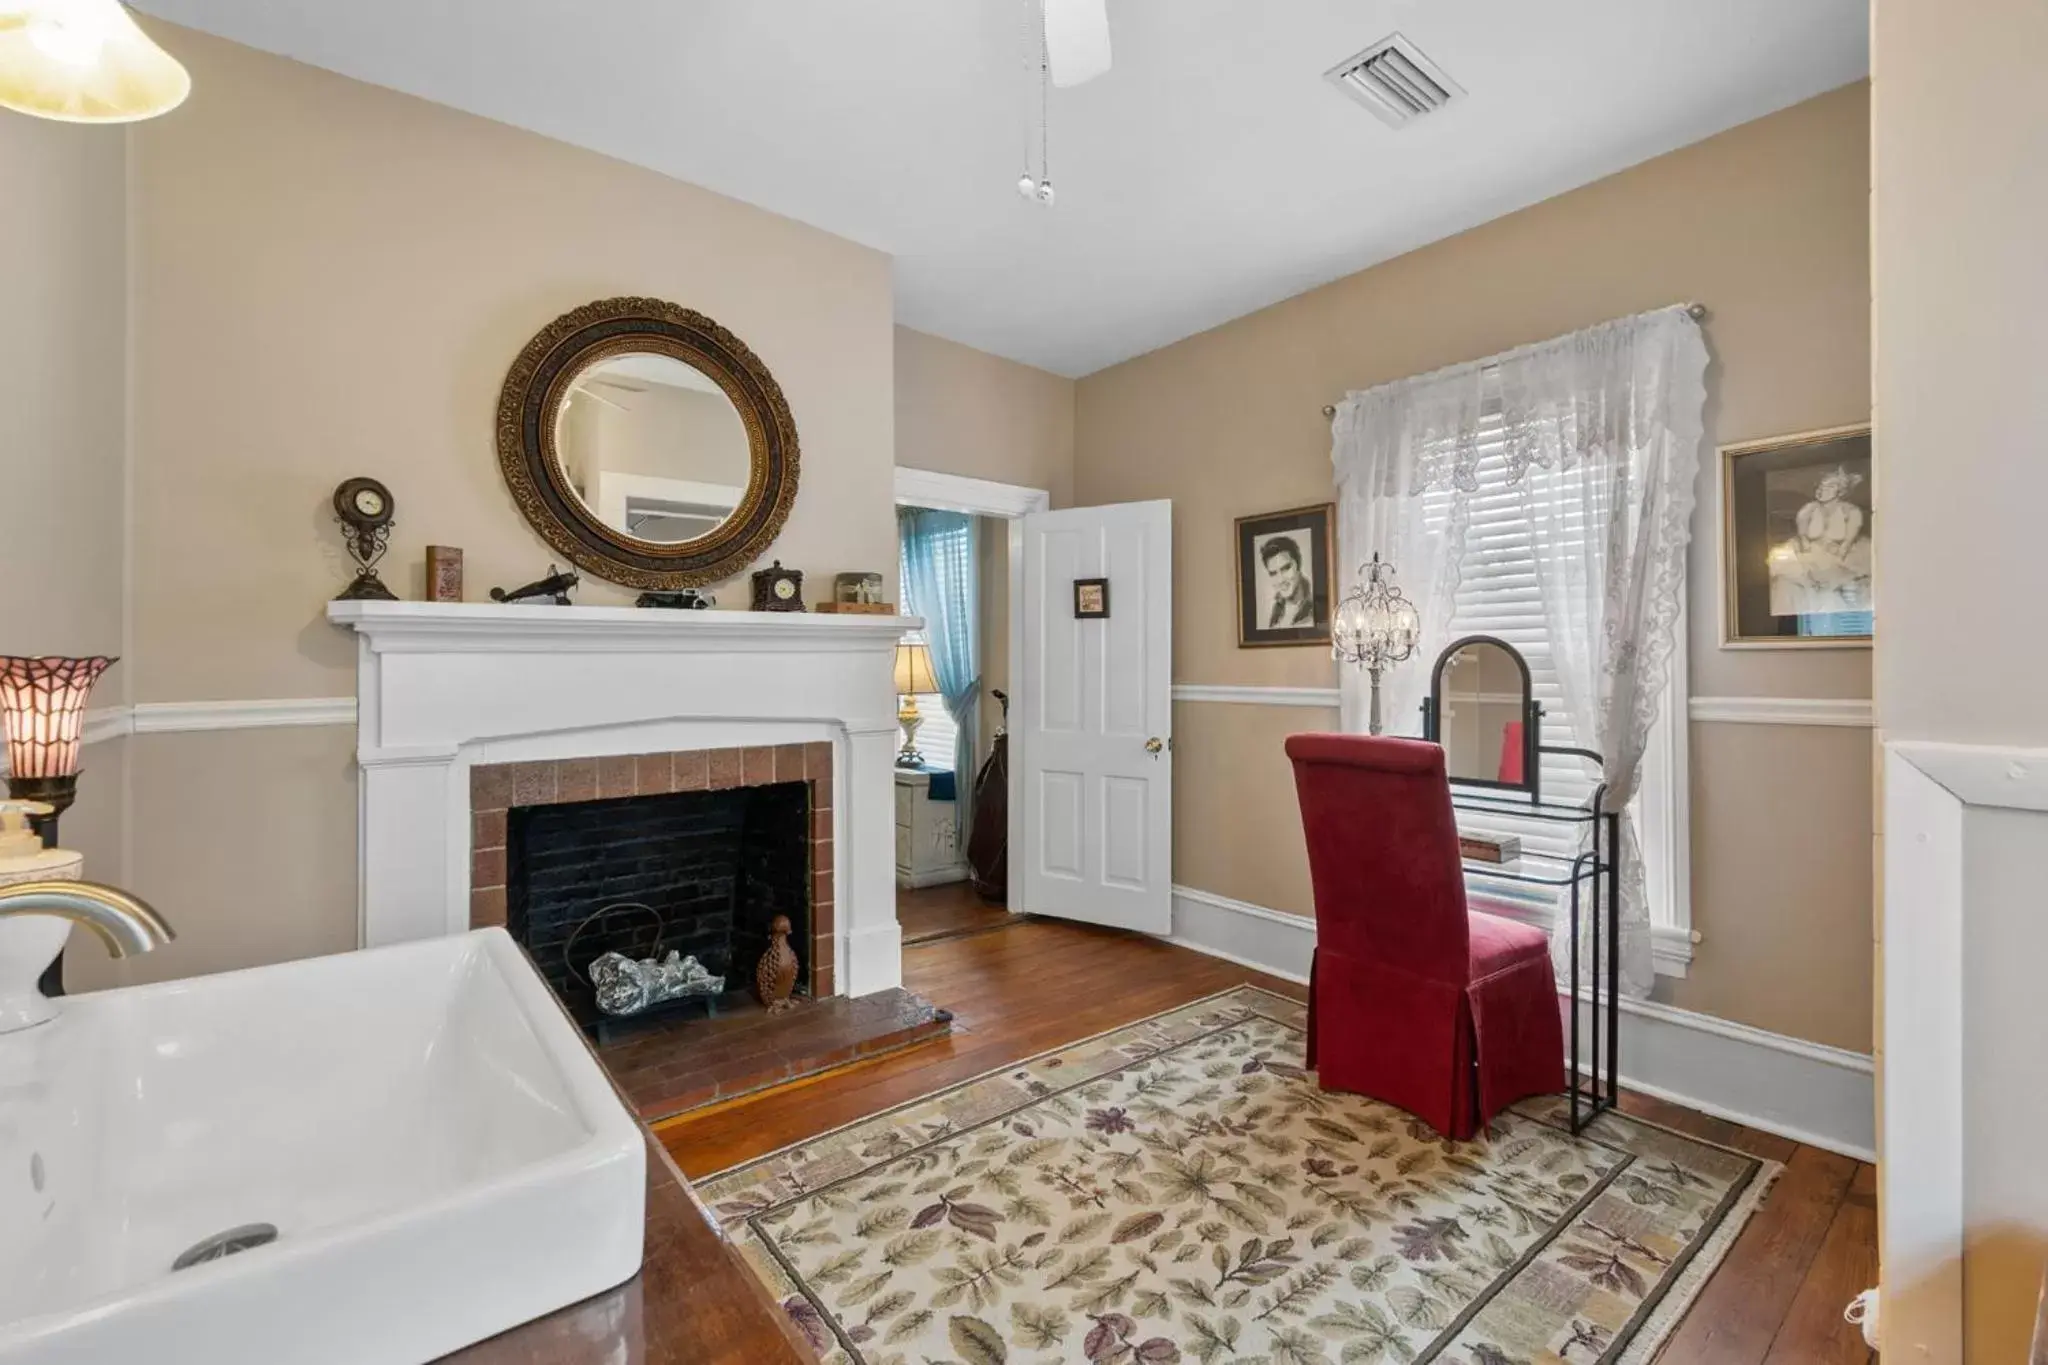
0,111 -> 131,892
1873,0 -> 2048,1356
895,326 -> 1076,508
129,26 -> 895,707
68,728 -> 359,993
73,25 -> 896,981
1075,84 -> 1874,1052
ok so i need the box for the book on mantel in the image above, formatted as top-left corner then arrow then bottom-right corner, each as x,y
1458,831 -> 1523,864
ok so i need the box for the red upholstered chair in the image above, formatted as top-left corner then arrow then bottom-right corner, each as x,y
1285,733 -> 1564,1140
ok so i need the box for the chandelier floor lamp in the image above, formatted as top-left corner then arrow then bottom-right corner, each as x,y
1331,556 -> 1421,736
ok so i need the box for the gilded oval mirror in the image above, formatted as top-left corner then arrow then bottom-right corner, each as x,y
497,298 -> 798,589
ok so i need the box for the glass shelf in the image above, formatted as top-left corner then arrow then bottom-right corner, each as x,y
1448,785 -> 1602,824
1459,848 -> 1605,887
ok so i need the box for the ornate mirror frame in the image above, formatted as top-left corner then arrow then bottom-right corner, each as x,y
495,297 -> 799,590
1419,632 -> 1544,801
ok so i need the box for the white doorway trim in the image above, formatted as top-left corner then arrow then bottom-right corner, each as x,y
894,466 -> 1051,518
893,467 -> 1053,922
1880,738 -> 2048,1364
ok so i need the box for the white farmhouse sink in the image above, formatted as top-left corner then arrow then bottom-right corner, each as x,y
0,928 -> 645,1364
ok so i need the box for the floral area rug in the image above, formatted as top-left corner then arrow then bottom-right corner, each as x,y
698,986 -> 1777,1365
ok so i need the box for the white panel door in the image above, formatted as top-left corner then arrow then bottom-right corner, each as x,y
1014,500 -> 1172,934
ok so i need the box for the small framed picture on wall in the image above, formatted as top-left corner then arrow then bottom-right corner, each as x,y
1235,503 -> 1335,648
1720,424 -> 1873,648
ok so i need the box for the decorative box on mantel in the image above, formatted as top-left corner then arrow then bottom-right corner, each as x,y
326,601 -> 920,1000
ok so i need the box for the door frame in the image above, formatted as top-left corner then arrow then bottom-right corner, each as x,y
893,467 -> 1052,917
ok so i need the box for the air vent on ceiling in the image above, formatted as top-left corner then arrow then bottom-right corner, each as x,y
1325,33 -> 1463,129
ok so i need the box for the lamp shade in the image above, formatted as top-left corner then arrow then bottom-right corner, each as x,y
0,1 -> 190,124
0,656 -> 115,780
893,641 -> 940,695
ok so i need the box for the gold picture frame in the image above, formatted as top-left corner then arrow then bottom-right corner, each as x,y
1718,423 -> 1873,649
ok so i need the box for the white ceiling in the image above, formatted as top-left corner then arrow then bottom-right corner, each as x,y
133,1 -> 1868,377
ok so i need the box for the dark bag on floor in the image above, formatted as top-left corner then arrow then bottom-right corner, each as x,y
967,692 -> 1008,903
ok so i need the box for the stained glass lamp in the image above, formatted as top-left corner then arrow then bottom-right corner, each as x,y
0,655 -> 116,840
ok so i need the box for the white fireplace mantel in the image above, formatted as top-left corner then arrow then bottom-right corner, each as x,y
327,601 -> 918,998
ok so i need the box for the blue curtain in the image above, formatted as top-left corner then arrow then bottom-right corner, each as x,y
898,508 -> 980,842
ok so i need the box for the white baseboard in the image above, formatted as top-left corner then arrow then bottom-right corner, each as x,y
1167,885 -> 1315,983
1165,884 -> 1874,1161
896,863 -> 971,890
1567,992 -> 1875,1161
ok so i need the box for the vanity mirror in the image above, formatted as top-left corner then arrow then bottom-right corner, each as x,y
1421,635 -> 1542,797
496,298 -> 799,590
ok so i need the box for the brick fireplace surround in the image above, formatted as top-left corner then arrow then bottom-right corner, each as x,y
468,742 -> 837,998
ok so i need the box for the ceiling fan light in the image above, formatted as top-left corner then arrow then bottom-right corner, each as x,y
0,0 -> 190,123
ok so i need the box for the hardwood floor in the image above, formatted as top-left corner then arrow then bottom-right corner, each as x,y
896,879 -> 1018,945
658,917 -> 1877,1364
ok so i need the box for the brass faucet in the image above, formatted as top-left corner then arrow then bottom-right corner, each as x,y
0,880 -> 175,957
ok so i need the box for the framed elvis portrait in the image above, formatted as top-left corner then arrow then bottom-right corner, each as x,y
1720,424 -> 1873,648
1235,503 -> 1335,648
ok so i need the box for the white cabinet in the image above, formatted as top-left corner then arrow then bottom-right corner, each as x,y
894,769 -> 968,889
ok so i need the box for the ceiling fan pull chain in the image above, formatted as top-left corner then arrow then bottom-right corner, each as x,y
1016,0 -> 1039,199
1037,12 -> 1055,206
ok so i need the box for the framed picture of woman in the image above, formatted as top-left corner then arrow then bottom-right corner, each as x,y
1235,503 -> 1335,648
1719,424 -> 1873,648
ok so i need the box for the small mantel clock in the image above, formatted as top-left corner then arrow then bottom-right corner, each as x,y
750,560 -> 805,612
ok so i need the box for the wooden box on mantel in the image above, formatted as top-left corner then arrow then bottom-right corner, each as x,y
813,601 -> 899,615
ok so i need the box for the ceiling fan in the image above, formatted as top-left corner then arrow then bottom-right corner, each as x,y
1042,0 -> 1111,88
1014,0 -> 1109,204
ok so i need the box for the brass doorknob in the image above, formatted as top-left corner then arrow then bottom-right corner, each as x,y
1145,737 -> 1165,756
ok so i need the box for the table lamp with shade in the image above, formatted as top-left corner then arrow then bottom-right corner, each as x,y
893,641 -> 941,768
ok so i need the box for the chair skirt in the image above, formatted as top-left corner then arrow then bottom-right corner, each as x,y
1306,936 -> 1565,1141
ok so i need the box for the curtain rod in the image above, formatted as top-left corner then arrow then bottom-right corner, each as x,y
1320,302 -> 1709,418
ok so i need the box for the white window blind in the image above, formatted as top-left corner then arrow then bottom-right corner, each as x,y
1419,428 -> 1684,959
906,693 -> 957,770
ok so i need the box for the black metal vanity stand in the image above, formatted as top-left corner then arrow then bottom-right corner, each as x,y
1448,762 -> 1620,1135
1421,632 -> 1621,1137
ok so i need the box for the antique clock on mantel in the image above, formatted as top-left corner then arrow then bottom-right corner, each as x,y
331,476 -> 399,601
750,560 -> 805,612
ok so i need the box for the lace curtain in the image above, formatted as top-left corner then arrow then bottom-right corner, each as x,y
898,508 -> 981,842
1330,307 -> 1708,998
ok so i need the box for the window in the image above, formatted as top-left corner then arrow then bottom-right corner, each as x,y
897,517 -> 975,772
1421,429 -> 1692,975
